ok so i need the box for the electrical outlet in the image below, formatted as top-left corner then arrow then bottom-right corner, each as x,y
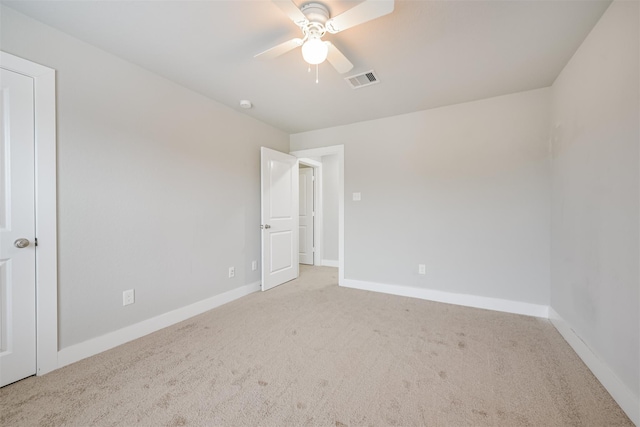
418,264 -> 426,275
251,260 -> 257,271
123,289 -> 135,306
228,267 -> 235,278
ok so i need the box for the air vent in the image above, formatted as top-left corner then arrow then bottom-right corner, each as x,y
345,70 -> 380,89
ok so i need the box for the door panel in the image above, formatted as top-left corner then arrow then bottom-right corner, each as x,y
269,161 -> 293,219
299,168 -> 314,265
261,147 -> 298,291
0,68 -> 36,387
270,231 -> 294,272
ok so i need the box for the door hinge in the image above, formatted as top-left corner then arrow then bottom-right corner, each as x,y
312,176 -> 315,181
312,211 -> 315,217
34,237 -> 38,247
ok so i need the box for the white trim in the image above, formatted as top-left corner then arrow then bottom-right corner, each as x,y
58,281 -> 261,368
0,52 -> 58,375
342,279 -> 549,318
322,259 -> 339,268
313,165 -> 323,266
290,145 -> 344,286
549,308 -> 639,425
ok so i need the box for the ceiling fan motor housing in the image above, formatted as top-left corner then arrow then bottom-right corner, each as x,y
300,2 -> 330,25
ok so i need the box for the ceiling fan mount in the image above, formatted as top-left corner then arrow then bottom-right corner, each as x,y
255,0 -> 395,75
302,22 -> 326,42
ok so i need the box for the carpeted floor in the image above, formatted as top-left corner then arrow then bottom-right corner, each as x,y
0,266 -> 632,426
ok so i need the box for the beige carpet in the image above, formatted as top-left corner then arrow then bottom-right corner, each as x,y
1,266 -> 632,426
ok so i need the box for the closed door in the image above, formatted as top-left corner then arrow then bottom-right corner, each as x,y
0,68 -> 37,387
298,167 -> 314,265
260,147 -> 299,291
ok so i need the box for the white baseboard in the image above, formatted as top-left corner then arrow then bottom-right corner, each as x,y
341,279 -> 549,318
549,308 -> 639,426
57,281 -> 261,369
322,259 -> 339,268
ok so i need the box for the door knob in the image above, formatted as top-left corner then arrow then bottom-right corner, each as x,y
14,238 -> 30,248
264,224 -> 271,229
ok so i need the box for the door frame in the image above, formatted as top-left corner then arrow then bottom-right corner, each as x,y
1,52 -> 57,376
298,158 -> 322,266
290,145 -> 344,285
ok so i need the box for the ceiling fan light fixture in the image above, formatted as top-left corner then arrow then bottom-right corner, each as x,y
301,38 -> 328,65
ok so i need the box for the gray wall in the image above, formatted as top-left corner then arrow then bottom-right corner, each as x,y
550,0 -> 639,399
1,6 -> 289,349
291,88 -> 551,305
321,154 -> 339,263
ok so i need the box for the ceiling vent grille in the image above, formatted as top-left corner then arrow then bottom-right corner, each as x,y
345,70 -> 380,89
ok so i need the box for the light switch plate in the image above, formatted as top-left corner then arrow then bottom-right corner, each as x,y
353,192 -> 361,201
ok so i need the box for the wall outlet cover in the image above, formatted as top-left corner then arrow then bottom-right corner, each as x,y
123,289 -> 135,306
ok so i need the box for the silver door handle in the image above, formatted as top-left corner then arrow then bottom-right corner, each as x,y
261,224 -> 271,229
14,238 -> 30,248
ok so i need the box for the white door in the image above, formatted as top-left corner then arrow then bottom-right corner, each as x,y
0,68 -> 37,387
298,167 -> 314,265
261,147 -> 299,291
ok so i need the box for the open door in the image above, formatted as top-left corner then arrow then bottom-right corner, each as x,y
261,147 -> 299,291
0,68 -> 37,386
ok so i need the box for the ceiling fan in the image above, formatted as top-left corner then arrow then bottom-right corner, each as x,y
255,0 -> 394,75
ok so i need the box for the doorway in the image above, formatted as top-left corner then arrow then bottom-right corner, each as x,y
290,145 -> 344,285
298,159 -> 322,267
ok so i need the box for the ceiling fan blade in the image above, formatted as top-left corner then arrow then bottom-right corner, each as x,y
325,42 -> 354,74
272,0 -> 308,27
255,38 -> 304,60
326,0 -> 394,34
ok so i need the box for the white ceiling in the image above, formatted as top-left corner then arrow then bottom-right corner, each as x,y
3,0 -> 611,133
